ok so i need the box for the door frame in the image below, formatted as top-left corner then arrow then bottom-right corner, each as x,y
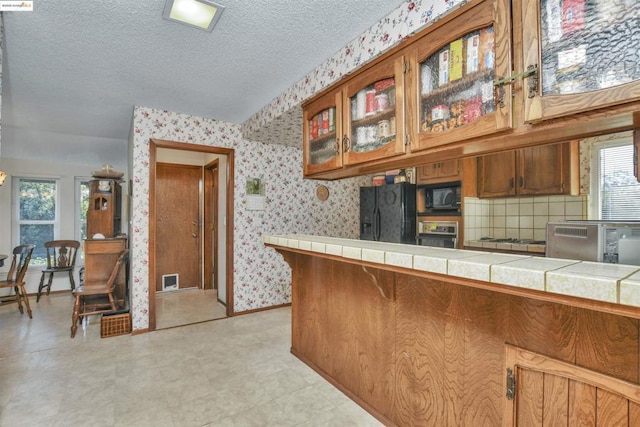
203,159 -> 219,292
149,139 -> 235,331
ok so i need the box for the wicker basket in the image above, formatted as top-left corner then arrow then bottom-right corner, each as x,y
101,312 -> 131,338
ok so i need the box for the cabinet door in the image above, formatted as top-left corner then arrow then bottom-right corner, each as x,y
409,0 -> 512,152
522,0 -> 640,123
341,56 -> 407,166
438,160 -> 461,180
417,163 -> 440,183
303,90 -> 343,176
518,143 -> 567,195
477,151 -> 517,198
417,160 -> 462,184
504,345 -> 640,426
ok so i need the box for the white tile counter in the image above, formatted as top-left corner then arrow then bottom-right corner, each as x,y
263,234 -> 640,310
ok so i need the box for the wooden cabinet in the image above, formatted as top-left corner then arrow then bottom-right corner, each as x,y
279,249 -> 640,426
301,0 -> 640,180
84,238 -> 127,306
504,345 -> 640,426
477,141 -> 578,198
520,0 -> 640,123
87,179 -> 122,238
303,89 -> 343,176
416,159 -> 462,184
303,55 -> 407,177
407,0 -> 512,151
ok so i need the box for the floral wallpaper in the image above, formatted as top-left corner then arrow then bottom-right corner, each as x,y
130,106 -> 368,330
242,0 -> 468,146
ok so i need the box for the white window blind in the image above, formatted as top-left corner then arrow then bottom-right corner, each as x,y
599,144 -> 640,220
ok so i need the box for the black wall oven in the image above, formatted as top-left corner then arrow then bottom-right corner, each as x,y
417,220 -> 459,248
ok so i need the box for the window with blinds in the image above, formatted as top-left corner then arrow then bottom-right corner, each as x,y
598,144 -> 640,220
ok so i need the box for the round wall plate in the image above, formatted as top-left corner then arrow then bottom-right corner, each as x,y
316,185 -> 329,201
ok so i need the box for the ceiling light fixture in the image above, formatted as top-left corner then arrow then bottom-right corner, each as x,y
162,0 -> 225,32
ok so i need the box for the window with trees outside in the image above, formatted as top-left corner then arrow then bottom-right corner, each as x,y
76,178 -> 91,263
592,137 -> 640,220
14,178 -> 58,264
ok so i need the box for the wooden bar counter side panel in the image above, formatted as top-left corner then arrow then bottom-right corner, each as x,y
575,310 -> 639,384
289,255 -> 396,423
394,275 -> 448,426
275,248 -> 640,426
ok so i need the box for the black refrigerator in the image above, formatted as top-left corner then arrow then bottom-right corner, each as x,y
360,182 -> 416,244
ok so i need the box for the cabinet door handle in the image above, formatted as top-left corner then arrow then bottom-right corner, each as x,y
494,81 -> 506,109
526,64 -> 539,98
335,138 -> 340,155
343,135 -> 351,152
520,177 -> 525,188
509,177 -> 514,189
192,220 -> 198,238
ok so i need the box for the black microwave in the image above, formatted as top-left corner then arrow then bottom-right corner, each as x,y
416,181 -> 462,216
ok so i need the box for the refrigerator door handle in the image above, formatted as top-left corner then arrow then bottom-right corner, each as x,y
374,208 -> 381,241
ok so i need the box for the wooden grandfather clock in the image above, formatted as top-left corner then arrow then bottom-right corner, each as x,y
87,179 -> 122,238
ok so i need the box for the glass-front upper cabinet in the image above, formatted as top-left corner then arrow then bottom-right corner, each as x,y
522,0 -> 640,123
341,56 -> 407,166
303,90 -> 343,176
408,0 -> 512,151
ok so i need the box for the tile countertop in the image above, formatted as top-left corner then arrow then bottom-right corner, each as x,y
465,239 -> 546,254
263,234 -> 640,310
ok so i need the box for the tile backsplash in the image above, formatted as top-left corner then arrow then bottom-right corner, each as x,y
464,195 -> 588,242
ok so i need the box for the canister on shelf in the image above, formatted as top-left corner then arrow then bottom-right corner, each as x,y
356,90 -> 367,119
321,110 -> 329,135
328,107 -> 335,132
375,93 -> 389,112
431,105 -> 450,122
365,89 -> 376,116
356,127 -> 367,146
310,117 -> 318,139
366,125 -> 377,143
377,120 -> 390,138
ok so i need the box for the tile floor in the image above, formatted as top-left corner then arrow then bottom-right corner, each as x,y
155,288 -> 228,330
0,293 -> 383,426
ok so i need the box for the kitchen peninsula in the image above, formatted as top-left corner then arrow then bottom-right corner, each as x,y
264,234 -> 640,426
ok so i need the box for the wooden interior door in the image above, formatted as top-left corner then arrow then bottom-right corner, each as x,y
155,163 -> 201,291
504,345 -> 640,426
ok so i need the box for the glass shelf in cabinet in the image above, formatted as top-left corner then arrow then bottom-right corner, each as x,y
351,108 -> 395,127
308,130 -> 338,145
350,134 -> 397,153
420,69 -> 494,100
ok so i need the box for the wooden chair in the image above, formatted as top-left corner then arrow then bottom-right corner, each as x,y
71,249 -> 128,338
0,244 -> 36,318
37,240 -> 80,302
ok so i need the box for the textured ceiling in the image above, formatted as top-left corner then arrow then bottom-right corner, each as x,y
1,0 -> 405,161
